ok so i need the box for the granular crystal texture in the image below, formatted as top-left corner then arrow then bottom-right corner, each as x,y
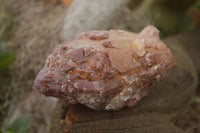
33,25 -> 174,110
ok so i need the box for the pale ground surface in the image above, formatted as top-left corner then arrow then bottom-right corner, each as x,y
2,0 -> 65,132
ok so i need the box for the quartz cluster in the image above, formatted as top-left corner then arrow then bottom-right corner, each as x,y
33,26 -> 174,110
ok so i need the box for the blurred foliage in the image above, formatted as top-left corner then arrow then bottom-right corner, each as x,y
0,43 -> 16,70
180,15 -> 195,32
0,1 -> 15,123
193,0 -> 200,9
180,0 -> 200,32
0,0 -> 13,42
0,0 -> 15,70
0,0 -> 16,128
0,115 -> 31,133
125,0 -> 196,37
149,0 -> 196,36
0,42 -> 16,123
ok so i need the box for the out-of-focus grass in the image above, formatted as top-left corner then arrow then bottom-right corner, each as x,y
0,0 -> 15,70
0,1 -> 13,42
0,42 -> 16,127
0,115 -> 31,133
193,0 -> 200,9
180,0 -> 200,32
0,43 -> 16,70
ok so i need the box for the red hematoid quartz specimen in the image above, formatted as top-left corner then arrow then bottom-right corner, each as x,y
33,26 -> 174,110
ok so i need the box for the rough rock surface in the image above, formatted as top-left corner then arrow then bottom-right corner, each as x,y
50,39 -> 197,133
33,26 -> 174,110
61,0 -> 129,40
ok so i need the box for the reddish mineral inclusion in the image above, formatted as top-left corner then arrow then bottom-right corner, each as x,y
33,26 -> 174,110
